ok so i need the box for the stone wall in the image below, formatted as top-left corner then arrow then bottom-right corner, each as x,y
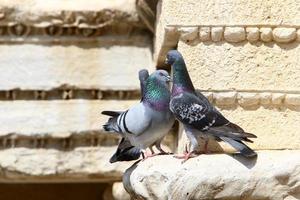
0,0 -> 160,199
126,0 -> 300,199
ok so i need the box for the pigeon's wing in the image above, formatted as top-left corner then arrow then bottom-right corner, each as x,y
170,92 -> 229,131
109,138 -> 141,163
122,103 -> 152,136
102,103 -> 152,136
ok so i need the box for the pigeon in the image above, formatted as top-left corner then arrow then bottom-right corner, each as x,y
102,69 -> 175,160
139,69 -> 149,101
108,69 -> 149,163
165,50 -> 257,161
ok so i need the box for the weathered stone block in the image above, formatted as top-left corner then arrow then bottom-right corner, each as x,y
273,28 -> 297,43
246,27 -> 260,42
199,27 -> 210,42
0,39 -> 153,90
0,147 -> 135,181
178,41 -> 300,91
125,151 -> 300,200
224,27 -> 246,43
211,27 -> 223,42
260,28 -> 273,42
0,100 -> 137,137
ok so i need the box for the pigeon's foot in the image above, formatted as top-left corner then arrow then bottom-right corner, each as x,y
174,151 -> 199,163
141,151 -> 159,161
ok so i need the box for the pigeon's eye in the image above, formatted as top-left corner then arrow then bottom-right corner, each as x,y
159,72 -> 164,76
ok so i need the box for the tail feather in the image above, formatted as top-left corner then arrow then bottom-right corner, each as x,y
110,138 -> 141,163
220,136 -> 257,157
102,111 -> 121,117
101,110 -> 122,133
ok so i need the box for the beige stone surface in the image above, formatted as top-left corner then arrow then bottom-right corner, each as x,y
273,28 -> 297,43
216,106 -> 300,150
260,27 -> 273,42
178,41 -> 300,91
211,27 -> 223,42
125,151 -> 300,200
246,27 -> 260,42
177,105 -> 300,152
157,0 -> 300,26
224,27 -> 246,43
155,0 -> 300,65
0,100 -> 136,137
0,38 -> 153,90
0,147 -> 135,182
112,182 -> 130,200
0,0 -> 140,26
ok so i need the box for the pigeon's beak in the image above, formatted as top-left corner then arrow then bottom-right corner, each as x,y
165,57 -> 169,65
166,75 -> 172,82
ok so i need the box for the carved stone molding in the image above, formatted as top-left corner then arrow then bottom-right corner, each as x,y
177,26 -> 300,44
0,89 -> 140,100
201,91 -> 300,109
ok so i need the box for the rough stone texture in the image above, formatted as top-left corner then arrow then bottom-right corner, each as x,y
214,92 -> 237,106
112,182 -> 131,200
0,147 -> 135,182
297,29 -> 300,42
273,28 -> 297,43
178,41 -> 300,91
0,38 -> 153,91
0,0 -> 141,26
178,27 -> 198,42
0,100 -> 136,137
155,0 -> 300,26
216,107 -> 300,150
154,0 -> 300,64
177,105 -> 300,152
285,94 -> 300,106
125,151 -> 300,200
211,27 -> 223,42
224,27 -> 246,43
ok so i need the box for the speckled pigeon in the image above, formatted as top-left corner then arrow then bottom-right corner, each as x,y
102,69 -> 175,161
165,50 -> 257,161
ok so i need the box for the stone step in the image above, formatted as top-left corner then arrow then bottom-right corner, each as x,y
124,151 -> 300,199
0,100 -> 136,138
0,146 -> 135,182
0,37 -> 153,91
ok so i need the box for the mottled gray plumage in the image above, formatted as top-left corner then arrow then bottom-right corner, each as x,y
166,50 -> 257,160
102,69 -> 174,161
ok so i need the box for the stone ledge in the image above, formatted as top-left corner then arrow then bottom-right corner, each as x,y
0,146 -> 135,182
178,41 -> 300,91
0,38 -> 153,90
154,0 -> 300,66
124,151 -> 300,200
0,0 -> 146,37
0,100 -> 136,137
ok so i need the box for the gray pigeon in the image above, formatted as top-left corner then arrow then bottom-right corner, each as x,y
139,69 -> 149,101
102,69 -> 175,160
165,50 -> 257,161
109,69 -> 149,163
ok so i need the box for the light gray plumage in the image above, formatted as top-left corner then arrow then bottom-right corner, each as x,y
166,50 -> 257,161
102,70 -> 175,159
109,69 -> 149,163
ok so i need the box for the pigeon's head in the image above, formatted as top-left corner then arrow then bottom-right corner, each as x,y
151,70 -> 171,84
138,69 -> 149,82
165,50 -> 183,65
